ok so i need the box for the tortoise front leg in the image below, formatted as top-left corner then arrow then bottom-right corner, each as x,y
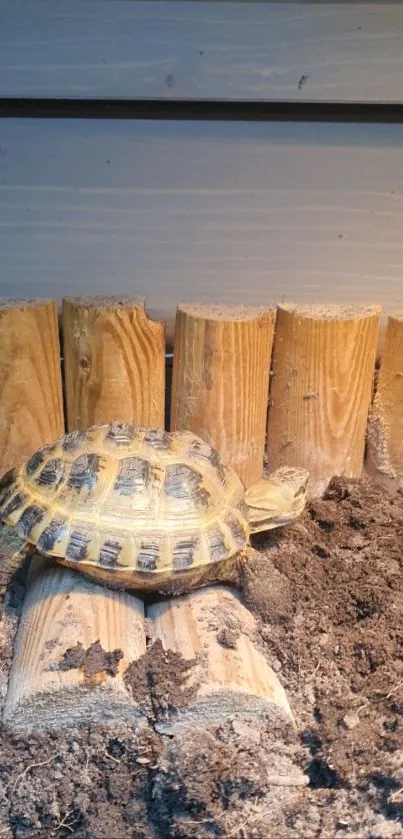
0,524 -> 33,610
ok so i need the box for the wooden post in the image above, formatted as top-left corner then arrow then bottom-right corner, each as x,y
366,313 -> 403,490
266,303 -> 381,497
148,586 -> 293,734
62,296 -> 166,431
0,299 -> 64,478
3,558 -> 146,731
170,304 -> 275,488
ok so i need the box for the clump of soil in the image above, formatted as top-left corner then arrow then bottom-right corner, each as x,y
0,475 -> 402,838
60,641 -> 124,680
124,638 -> 199,724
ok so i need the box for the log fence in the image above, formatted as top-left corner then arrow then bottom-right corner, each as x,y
0,295 -> 397,732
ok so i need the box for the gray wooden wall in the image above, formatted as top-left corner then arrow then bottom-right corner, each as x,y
1,1 -> 403,333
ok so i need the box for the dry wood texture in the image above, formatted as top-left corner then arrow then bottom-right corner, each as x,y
171,304 -> 275,488
366,313 -> 403,491
3,1 -> 403,104
0,299 -> 63,478
3,557 -> 146,731
266,303 -> 381,497
62,296 -> 166,431
148,585 -> 293,734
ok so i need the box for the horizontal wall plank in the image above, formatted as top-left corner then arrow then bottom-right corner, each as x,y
2,1 -> 403,103
1,118 -> 403,339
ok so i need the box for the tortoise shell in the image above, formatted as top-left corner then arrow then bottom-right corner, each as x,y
0,422 -> 249,577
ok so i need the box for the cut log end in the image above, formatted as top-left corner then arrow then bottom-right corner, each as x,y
0,298 -> 56,310
62,295 -> 165,329
63,294 -> 147,309
177,301 -> 274,322
147,585 -> 294,735
3,684 -> 144,734
277,301 -> 382,321
154,692 -> 291,736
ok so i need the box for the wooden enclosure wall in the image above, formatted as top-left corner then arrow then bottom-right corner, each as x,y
1,1 -> 403,337
3,2 -> 403,103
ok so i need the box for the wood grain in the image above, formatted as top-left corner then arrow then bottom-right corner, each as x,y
0,299 -> 64,478
366,313 -> 403,490
62,296 -> 166,431
2,119 -> 403,321
2,1 -> 403,103
266,303 -> 381,497
171,303 -> 275,488
147,585 -> 294,734
3,557 -> 146,731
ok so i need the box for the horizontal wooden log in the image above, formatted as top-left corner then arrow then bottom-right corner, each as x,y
3,557 -> 147,731
147,585 -> 294,734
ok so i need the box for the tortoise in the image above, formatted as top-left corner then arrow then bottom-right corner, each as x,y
0,422 -> 309,603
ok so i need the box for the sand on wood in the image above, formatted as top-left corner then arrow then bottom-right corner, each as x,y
147,584 -> 294,733
62,296 -> 166,431
266,303 -> 381,497
366,313 -> 403,490
171,303 -> 275,488
2,556 -> 147,731
0,299 -> 64,478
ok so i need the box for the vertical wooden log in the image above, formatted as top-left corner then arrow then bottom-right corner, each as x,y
148,586 -> 294,734
266,303 -> 381,497
170,304 -> 275,488
3,558 -> 146,731
62,296 -> 166,431
366,313 -> 403,490
0,299 -> 64,478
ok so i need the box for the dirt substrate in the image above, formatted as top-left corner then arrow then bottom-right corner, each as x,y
0,475 -> 402,838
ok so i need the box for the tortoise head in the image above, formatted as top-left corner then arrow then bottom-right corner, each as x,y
244,466 -> 309,534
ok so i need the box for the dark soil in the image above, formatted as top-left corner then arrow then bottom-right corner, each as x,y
0,475 -> 402,838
